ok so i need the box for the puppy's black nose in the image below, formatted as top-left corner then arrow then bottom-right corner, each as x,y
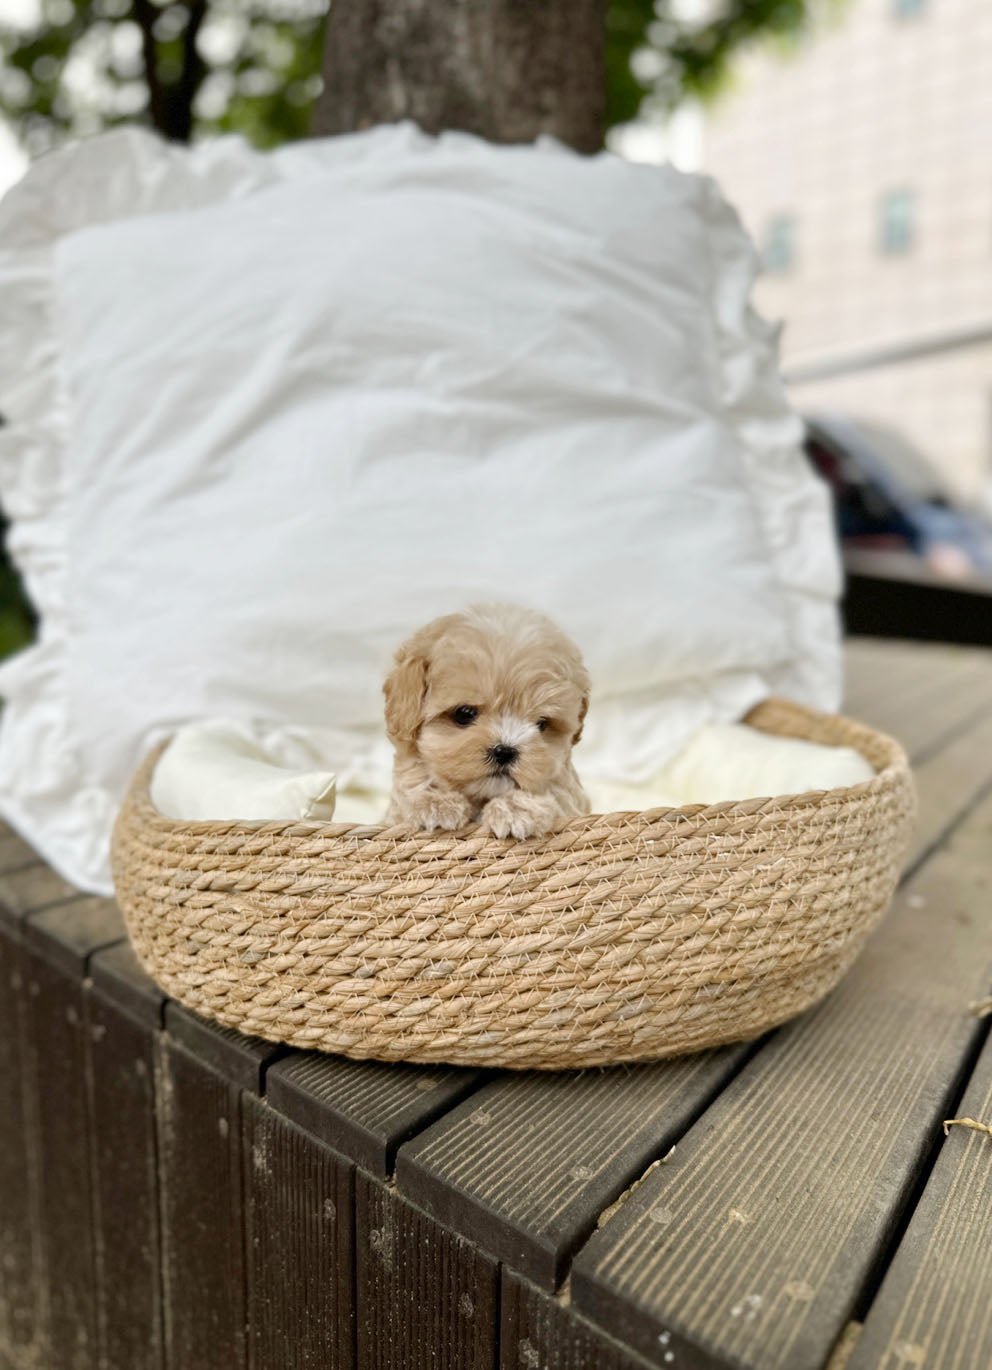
489,744 -> 519,769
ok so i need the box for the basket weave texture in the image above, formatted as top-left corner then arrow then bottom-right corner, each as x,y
112,699 -> 915,1069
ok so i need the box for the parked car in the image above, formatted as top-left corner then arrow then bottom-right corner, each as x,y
803,412 -> 992,581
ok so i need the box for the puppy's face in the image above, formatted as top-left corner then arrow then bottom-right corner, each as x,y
384,608 -> 589,802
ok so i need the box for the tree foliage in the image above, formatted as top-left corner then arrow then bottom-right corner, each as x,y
0,0 -> 326,157
1,0 -> 815,157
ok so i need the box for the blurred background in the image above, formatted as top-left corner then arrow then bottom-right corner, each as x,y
2,0 -> 991,658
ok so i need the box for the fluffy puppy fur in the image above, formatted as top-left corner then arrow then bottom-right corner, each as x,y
384,604 -> 591,838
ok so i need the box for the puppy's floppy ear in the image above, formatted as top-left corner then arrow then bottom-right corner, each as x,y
383,615 -> 459,746
573,692 -> 589,746
570,658 -> 591,745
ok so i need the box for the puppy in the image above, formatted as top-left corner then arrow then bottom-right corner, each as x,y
384,604 -> 591,838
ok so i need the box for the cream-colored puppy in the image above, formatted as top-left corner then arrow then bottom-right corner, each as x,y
384,604 -> 590,838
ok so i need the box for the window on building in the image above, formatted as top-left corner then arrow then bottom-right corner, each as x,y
892,0 -> 926,18
761,214 -> 796,274
879,189 -> 917,254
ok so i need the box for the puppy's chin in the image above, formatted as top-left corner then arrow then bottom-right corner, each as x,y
466,773 -> 517,802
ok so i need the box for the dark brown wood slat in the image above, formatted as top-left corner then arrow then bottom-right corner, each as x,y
0,924 -> 45,1369
10,894 -> 128,1370
90,940 -> 166,1030
85,943 -> 167,1370
165,1001 -> 281,1091
501,1271 -> 656,1370
157,1013 -> 281,1370
242,1096 -> 354,1370
849,1031 -> 992,1370
355,1173 -> 498,1370
25,957 -> 95,1370
266,1051 -> 484,1178
397,1050 -> 747,1291
569,780 -> 992,1370
156,1037 -> 248,1370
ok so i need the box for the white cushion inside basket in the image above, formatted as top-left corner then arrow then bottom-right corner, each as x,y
150,717 -> 873,824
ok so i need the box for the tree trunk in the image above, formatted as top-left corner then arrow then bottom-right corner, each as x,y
312,0 -> 608,153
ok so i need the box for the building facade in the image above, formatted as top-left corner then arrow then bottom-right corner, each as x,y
701,0 -> 992,504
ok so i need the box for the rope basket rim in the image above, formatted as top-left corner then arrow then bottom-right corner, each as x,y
129,697 -> 908,840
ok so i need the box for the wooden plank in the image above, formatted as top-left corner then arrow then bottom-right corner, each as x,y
0,826 -> 40,874
165,1001 -> 281,1091
242,1095 -> 354,1370
569,780 -> 992,1370
397,1049 -> 747,1290
501,1271 -> 655,1370
0,862 -> 82,922
266,1052 -> 483,1178
8,894 -> 128,1370
843,639 -> 944,711
846,647 -> 992,764
0,923 -> 45,1370
849,1032 -> 992,1370
355,1173 -> 498,1370
85,944 -> 167,1370
906,710 -> 992,871
841,638 -> 968,715
90,940 -> 166,1031
156,1014 -> 281,1370
156,1037 -> 248,1370
24,896 -> 125,976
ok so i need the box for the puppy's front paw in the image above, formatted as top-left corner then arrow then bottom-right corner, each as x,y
481,792 -> 557,840
410,789 -> 475,832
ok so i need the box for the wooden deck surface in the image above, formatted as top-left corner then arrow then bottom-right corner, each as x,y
1,637 -> 991,1370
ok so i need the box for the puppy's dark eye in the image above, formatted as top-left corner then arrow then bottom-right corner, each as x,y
451,706 -> 478,727
536,717 -> 550,733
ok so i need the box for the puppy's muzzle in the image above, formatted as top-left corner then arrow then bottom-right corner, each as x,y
488,744 -> 519,771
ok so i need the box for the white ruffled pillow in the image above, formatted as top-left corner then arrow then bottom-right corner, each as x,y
0,125 -> 841,893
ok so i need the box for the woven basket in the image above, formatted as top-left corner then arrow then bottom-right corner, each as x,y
111,699 -> 915,1070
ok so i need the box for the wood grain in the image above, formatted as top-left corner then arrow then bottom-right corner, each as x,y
355,1174 -> 497,1370
501,1271 -> 657,1370
397,1049 -> 747,1289
155,1037 -> 249,1370
0,924 -> 45,1370
266,1052 -> 483,1177
165,1002 -> 281,1092
850,1029 -> 992,1369
242,1097 -> 354,1370
90,940 -> 166,1031
85,947 -> 166,1370
570,777 -> 992,1369
23,955 -> 99,1370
